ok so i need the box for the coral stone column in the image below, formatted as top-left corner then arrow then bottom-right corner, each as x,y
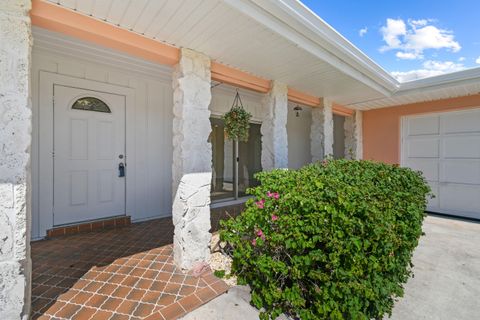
0,0 -> 32,318
172,48 -> 212,271
344,110 -> 363,160
310,107 -> 324,162
323,99 -> 334,157
310,99 -> 334,161
261,81 -> 288,170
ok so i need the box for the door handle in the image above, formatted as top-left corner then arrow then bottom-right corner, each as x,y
118,163 -> 125,177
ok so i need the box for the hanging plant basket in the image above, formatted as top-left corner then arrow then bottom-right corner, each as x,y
223,90 -> 252,142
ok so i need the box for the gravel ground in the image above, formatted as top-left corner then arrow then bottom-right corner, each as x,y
209,232 -> 237,287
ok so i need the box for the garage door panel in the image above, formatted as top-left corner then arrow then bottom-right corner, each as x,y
442,111 -> 480,134
407,116 -> 439,136
404,159 -> 439,181
407,138 -> 439,158
439,184 -> 480,214
443,136 -> 480,159
426,181 -> 439,210
402,108 -> 480,219
441,160 -> 480,185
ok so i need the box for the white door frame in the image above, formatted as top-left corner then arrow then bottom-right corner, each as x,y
38,71 -> 135,237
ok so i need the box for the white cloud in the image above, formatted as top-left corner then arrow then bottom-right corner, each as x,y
359,27 -> 368,37
380,18 -> 461,60
391,60 -> 466,82
476,56 -> 480,64
458,57 -> 466,62
405,25 -> 460,52
423,60 -> 464,71
380,18 -> 406,48
409,19 -> 429,27
396,51 -> 421,60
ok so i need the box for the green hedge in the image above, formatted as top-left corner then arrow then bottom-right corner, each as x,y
220,160 -> 431,320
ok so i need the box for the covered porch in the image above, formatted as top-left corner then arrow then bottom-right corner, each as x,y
1,0 -> 384,318
26,0 -> 364,269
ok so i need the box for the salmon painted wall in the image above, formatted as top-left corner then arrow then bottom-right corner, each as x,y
363,94 -> 480,164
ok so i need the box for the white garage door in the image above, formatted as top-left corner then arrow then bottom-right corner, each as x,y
402,109 -> 480,220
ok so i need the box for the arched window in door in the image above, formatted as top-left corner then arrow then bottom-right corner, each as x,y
72,97 -> 111,113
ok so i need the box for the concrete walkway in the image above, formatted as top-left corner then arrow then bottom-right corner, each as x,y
182,215 -> 480,320
389,215 -> 480,320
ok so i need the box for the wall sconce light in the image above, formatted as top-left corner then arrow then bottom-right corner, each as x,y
293,105 -> 302,117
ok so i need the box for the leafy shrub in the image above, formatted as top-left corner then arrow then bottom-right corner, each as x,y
220,159 -> 431,320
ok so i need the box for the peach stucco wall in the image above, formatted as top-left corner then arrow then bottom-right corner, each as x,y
363,94 -> 480,164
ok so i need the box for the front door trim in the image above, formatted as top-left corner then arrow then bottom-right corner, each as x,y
38,71 -> 135,237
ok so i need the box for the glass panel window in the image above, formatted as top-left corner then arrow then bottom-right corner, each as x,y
72,97 -> 111,113
210,118 -> 235,201
210,118 -> 262,202
238,123 -> 262,197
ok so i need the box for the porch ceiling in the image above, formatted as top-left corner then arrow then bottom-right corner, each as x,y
43,0 -> 389,109
41,0 -> 480,110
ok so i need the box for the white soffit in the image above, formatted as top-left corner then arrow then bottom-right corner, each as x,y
44,0 -> 480,110
45,0 -> 388,108
349,69 -> 480,109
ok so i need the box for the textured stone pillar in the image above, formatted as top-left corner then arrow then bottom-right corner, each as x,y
323,99 -> 334,157
310,108 -> 324,162
261,81 -> 288,170
172,48 -> 212,271
344,111 -> 363,160
0,1 -> 32,319
310,99 -> 334,161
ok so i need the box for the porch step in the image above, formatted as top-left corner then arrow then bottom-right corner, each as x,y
46,216 -> 131,238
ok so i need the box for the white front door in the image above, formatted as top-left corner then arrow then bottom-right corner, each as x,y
402,109 -> 480,220
53,85 -> 126,226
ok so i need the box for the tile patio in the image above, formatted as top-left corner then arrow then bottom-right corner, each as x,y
31,218 -> 229,320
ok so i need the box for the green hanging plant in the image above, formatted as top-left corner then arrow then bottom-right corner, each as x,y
223,90 -> 252,142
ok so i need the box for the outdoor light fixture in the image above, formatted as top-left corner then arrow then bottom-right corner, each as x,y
293,105 -> 302,117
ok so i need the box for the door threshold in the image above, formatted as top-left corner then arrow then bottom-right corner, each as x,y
46,216 -> 131,238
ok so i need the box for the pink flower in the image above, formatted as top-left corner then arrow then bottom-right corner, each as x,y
267,191 -> 280,200
256,229 -> 266,241
251,239 -> 257,246
255,199 -> 265,209
271,215 -> 278,221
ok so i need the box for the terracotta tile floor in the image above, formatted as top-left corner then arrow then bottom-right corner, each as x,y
31,217 -> 229,320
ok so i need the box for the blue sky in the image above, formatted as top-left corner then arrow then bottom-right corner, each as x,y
300,0 -> 480,82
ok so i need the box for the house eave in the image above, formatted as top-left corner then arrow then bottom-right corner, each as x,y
224,0 -> 399,95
